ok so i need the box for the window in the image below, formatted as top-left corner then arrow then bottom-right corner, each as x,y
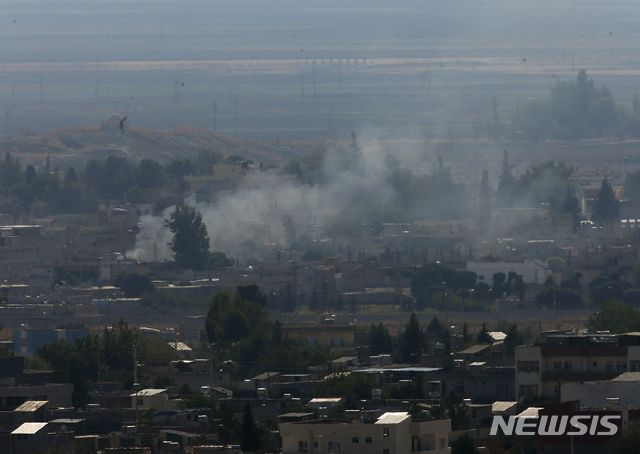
631,360 -> 640,372
607,361 -> 614,371
519,385 -> 538,398
383,450 -> 390,454
496,384 -> 508,398
352,437 -> 359,444
553,361 -> 562,372
553,385 -> 560,396
365,437 -> 372,444
327,441 -> 341,453
383,427 -> 390,438
563,361 -> 572,372
455,383 -> 465,393
298,441 -> 308,453
593,361 -> 598,368
519,361 -> 538,373
617,361 -> 627,372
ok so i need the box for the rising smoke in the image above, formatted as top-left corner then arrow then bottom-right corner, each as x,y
128,131 -> 458,263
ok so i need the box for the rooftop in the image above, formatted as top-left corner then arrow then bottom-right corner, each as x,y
129,388 -> 167,397
12,422 -> 48,435
492,401 -> 518,414
516,407 -> 543,419
375,412 -> 410,425
611,372 -> 640,382
14,401 -> 47,412
458,344 -> 491,355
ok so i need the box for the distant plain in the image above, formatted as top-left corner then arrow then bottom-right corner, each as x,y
1,0 -> 640,169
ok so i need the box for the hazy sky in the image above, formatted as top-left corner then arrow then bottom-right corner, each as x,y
2,1 -> 640,64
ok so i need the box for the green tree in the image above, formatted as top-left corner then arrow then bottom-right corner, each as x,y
536,286 -> 584,310
166,204 -> 210,270
210,251 -> 234,269
165,158 -> 193,192
25,165 -> 37,184
451,433 -> 478,454
236,284 -> 268,308
496,150 -> 514,207
218,401 -> 236,446
445,391 -> 471,430
559,182 -> 581,232
503,324 -> 524,352
591,177 -> 620,232
586,300 -> 640,333
492,272 -> 506,299
477,322 -> 491,344
115,273 -> 155,298
624,169 -> 640,200
398,313 -> 424,363
0,152 -> 22,189
65,166 -> 78,183
368,323 -> 392,355
241,401 -> 261,452
137,159 -> 165,189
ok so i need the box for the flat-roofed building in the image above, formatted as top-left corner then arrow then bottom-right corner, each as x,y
280,411 -> 451,454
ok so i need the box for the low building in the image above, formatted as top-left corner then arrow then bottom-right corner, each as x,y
130,389 -> 177,411
279,411 -> 451,454
515,332 -> 640,401
11,421 -> 76,454
562,371 -> 640,407
13,327 -> 87,356
283,317 -> 356,355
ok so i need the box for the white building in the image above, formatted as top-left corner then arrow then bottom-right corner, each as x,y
562,372 -> 640,408
467,260 -> 551,285
279,411 -> 451,454
130,388 -> 177,411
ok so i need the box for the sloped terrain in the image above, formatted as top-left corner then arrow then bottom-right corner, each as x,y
0,126 -> 327,170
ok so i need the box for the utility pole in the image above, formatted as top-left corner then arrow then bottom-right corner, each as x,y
133,343 -> 139,425
212,99 -> 217,132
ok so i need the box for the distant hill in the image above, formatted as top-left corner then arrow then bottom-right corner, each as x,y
0,125 -> 328,171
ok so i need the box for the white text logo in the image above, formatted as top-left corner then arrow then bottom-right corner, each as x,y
489,415 -> 621,436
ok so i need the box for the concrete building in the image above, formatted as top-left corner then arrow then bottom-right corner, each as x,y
283,317 -> 356,355
130,389 -> 177,412
185,161 -> 254,202
515,332 -> 640,401
11,421 -> 76,454
13,327 -> 87,356
279,411 -> 451,454
562,371 -> 640,407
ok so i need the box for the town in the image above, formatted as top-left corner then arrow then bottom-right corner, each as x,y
4,1 -> 640,453
0,98 -> 637,453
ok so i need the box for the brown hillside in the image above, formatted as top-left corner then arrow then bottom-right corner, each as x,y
0,126 -> 328,170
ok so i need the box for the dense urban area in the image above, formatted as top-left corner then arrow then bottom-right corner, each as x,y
6,1 -> 640,454
0,70 -> 638,454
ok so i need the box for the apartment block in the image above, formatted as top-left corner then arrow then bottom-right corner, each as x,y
279,411 -> 450,454
515,332 -> 640,401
